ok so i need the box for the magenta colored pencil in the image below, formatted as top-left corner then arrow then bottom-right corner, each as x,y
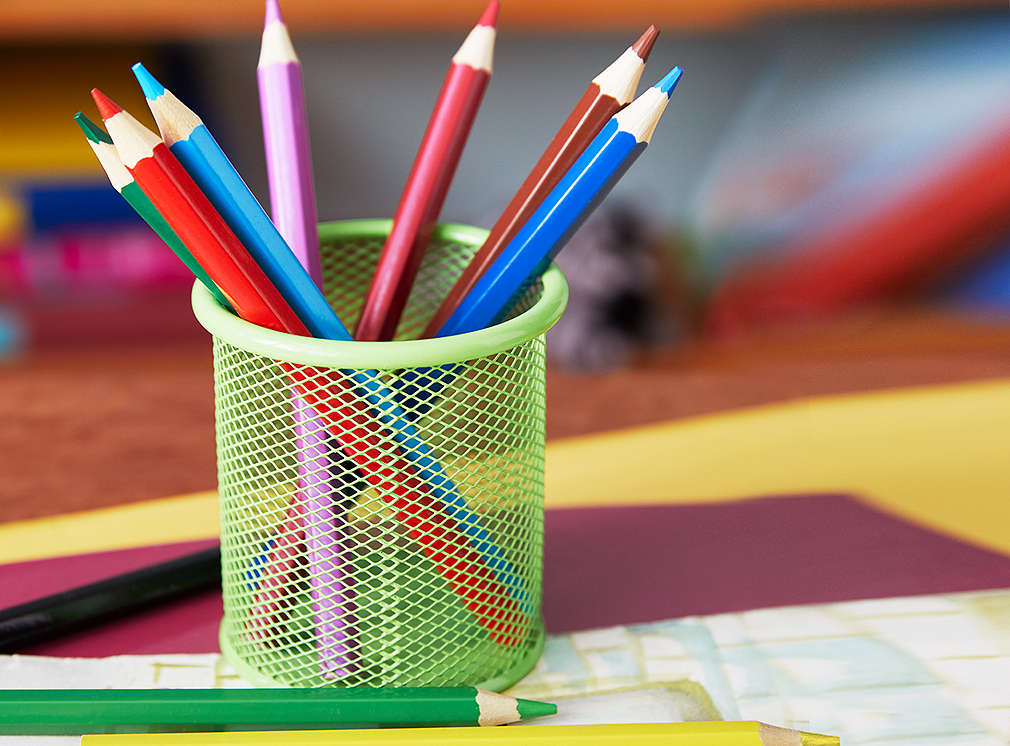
257,0 -> 322,285
257,0 -> 352,678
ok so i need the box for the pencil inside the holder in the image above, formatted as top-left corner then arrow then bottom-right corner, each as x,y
255,0 -> 354,678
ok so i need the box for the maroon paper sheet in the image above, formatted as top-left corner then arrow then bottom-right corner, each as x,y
2,494 -> 1009,656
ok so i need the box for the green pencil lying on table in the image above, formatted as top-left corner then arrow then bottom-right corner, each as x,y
0,687 -> 556,735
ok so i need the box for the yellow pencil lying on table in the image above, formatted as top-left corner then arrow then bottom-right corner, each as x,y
83,722 -> 839,745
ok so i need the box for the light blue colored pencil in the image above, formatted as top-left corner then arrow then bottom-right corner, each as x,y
133,64 -> 528,612
133,62 -> 343,341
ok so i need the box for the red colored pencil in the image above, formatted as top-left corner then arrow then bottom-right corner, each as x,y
91,89 -> 305,335
92,91 -> 524,646
421,24 -> 660,339
707,117 -> 1010,335
354,1 -> 498,341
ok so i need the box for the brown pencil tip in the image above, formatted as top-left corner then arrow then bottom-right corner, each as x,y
478,0 -> 499,28
631,24 -> 660,60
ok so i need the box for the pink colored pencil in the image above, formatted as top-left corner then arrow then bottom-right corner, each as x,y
354,0 -> 498,341
257,0 -> 351,678
257,0 -> 322,285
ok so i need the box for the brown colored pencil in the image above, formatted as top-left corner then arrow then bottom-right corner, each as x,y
420,24 -> 659,338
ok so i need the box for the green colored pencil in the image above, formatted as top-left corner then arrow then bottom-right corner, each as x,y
73,112 -> 231,309
0,687 -> 557,735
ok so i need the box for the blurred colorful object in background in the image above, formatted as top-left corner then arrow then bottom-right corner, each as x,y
0,46 -> 210,354
688,18 -> 1010,334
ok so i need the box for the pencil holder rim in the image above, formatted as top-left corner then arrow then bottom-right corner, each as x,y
191,218 -> 569,368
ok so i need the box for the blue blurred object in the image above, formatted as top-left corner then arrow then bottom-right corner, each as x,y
24,181 -> 140,234
937,239 -> 1010,315
0,307 -> 25,361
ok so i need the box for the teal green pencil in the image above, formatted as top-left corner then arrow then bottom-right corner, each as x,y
0,687 -> 557,735
74,112 -> 231,309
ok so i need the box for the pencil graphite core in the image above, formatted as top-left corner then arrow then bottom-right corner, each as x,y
420,25 -> 660,338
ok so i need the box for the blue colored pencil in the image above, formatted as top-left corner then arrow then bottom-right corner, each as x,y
438,67 -> 682,337
132,63 -> 346,341
394,69 -> 682,419
132,63 -> 528,609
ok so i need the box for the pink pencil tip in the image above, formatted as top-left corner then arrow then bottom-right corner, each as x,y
90,88 -> 122,121
264,0 -> 283,26
477,0 -> 499,28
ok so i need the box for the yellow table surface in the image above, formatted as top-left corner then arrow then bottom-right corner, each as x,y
3,378 -> 1009,565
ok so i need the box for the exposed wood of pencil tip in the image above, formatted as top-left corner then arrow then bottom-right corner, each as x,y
759,723 -> 840,746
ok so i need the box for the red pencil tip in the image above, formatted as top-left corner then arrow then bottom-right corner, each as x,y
477,0 -> 499,28
631,24 -> 660,60
90,88 -> 123,120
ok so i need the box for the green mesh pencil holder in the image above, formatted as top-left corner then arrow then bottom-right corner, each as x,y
191,219 -> 568,690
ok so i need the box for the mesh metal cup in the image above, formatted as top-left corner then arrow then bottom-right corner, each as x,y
191,219 -> 568,690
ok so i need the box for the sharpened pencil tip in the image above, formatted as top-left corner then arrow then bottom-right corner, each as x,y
800,732 -> 840,746
74,111 -> 113,144
631,24 -> 660,60
264,0 -> 283,26
90,88 -> 123,120
132,62 -> 165,100
516,698 -> 558,721
655,66 -> 683,96
478,0 -> 499,28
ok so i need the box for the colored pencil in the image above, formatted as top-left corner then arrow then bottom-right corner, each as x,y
91,90 -> 314,649
90,89 -> 305,334
81,722 -> 839,745
438,68 -> 683,337
0,687 -> 556,735
257,0 -> 322,287
421,25 -> 660,338
73,112 -> 230,310
93,92 -> 524,642
354,0 -> 498,341
0,547 -> 219,654
128,66 -> 520,610
132,63 -> 345,341
256,0 -> 350,678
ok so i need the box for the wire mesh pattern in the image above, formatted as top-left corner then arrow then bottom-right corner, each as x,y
212,227 -> 550,688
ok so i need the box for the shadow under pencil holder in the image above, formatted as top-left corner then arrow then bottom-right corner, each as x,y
192,219 -> 568,690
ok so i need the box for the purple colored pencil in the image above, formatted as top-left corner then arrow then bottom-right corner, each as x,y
257,0 -> 322,285
257,0 -> 352,678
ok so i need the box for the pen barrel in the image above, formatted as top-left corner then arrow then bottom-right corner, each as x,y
194,220 -> 567,690
0,548 -> 220,654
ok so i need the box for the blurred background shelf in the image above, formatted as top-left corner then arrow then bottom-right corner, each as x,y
0,0 -> 992,38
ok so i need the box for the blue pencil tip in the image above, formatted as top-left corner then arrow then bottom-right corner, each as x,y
131,62 -> 166,100
655,66 -> 683,96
